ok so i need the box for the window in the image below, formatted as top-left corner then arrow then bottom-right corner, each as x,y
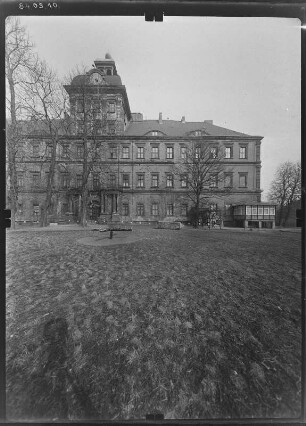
137,174 -> 145,188
122,174 -> 130,188
166,146 -> 174,159
269,207 -> 275,216
137,203 -> 145,216
122,203 -> 129,216
151,131 -> 158,136
225,147 -> 233,159
109,146 -> 117,159
181,175 -> 187,188
46,145 -> 53,158
256,168 -> 261,189
180,146 -> 187,159
108,126 -> 116,135
194,130 -> 201,136
31,172 -> 40,186
195,146 -> 200,159
108,102 -> 116,113
239,173 -> 248,188
76,174 -> 82,188
224,173 -> 233,188
93,102 -> 102,119
62,173 -> 70,188
137,146 -> 144,159
239,146 -> 247,159
33,203 -> 40,215
17,201 -> 23,215
151,174 -> 159,187
225,205 -> 231,215
209,204 -> 218,212
256,144 -> 261,162
76,121 -> 84,134
122,146 -> 130,159
32,144 -> 39,157
209,174 -> 218,188
76,101 -> 84,113
62,144 -> 69,157
151,146 -> 159,159
252,206 -> 257,215
151,203 -> 159,216
62,203 -> 68,214
93,174 -> 99,190
166,174 -> 174,188
210,147 -> 218,159
109,174 -> 116,187
166,204 -> 174,216
17,173 -> 24,187
258,207 -> 263,215
264,207 -> 269,216
181,204 -> 188,216
77,145 -> 84,158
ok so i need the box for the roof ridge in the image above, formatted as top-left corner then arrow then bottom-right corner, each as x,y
125,119 -> 253,137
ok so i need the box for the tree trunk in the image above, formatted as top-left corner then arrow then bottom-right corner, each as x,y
278,202 -> 285,226
194,199 -> 200,228
284,203 -> 293,226
7,141 -> 17,230
40,193 -> 51,227
79,139 -> 89,227
80,187 -> 88,227
40,137 -> 57,227
6,66 -> 18,230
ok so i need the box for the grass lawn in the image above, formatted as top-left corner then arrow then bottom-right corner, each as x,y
6,226 -> 302,420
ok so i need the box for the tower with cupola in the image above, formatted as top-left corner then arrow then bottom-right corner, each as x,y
64,53 -> 131,136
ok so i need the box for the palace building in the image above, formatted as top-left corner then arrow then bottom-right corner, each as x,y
15,54 -> 276,228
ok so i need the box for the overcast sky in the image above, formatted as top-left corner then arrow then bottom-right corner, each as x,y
16,16 -> 301,199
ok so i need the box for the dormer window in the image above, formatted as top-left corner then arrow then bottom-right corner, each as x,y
194,130 -> 201,136
145,130 -> 164,137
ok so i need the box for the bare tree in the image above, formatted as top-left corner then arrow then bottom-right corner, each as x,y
173,143 -> 230,227
20,60 -> 70,227
269,161 -> 301,226
5,17 -> 35,228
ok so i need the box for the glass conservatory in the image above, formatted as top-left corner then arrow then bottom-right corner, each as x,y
232,203 -> 276,229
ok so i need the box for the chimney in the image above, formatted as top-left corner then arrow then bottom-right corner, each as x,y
181,116 -> 185,124
159,112 -> 163,124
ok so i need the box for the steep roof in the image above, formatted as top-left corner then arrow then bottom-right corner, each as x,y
124,119 -> 257,138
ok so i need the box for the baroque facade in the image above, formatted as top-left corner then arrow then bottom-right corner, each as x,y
15,54 -> 268,226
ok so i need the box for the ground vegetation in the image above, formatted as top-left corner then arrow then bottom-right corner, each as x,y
6,227 -> 301,419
